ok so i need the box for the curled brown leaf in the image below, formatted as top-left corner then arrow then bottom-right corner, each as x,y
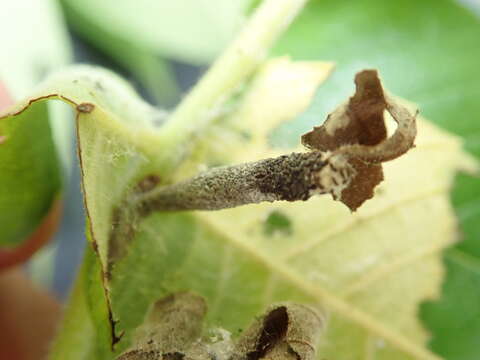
232,303 -> 325,360
302,69 -> 417,210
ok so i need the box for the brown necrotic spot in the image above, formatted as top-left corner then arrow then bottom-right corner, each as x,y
76,102 -> 95,113
136,175 -> 161,193
107,174 -> 162,275
247,306 -> 289,360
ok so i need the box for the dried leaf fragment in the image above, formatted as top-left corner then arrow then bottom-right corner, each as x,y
232,304 -> 325,360
117,292 -> 208,360
302,69 -> 417,210
118,294 -> 325,360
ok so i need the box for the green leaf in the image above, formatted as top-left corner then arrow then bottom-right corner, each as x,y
269,0 -> 480,358
0,101 -> 61,247
421,174 -> 480,360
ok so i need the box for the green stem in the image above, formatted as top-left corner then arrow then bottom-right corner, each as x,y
157,0 -> 308,167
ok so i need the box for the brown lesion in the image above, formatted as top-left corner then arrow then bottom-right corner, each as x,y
76,102 -> 95,113
107,174 -> 162,278
246,306 -> 289,360
135,175 -> 162,193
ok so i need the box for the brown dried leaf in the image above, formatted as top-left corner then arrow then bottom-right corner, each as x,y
232,304 -> 325,360
302,69 -> 417,210
302,70 -> 388,151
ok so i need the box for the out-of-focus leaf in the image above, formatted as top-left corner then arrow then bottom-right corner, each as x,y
59,0 -> 180,106
0,268 -> 61,360
0,82 -> 12,110
60,0 -> 252,65
270,1 -> 480,358
420,174 -> 480,360
0,0 -> 72,172
48,244 -> 96,360
0,0 -> 71,98
1,61 -> 473,360
0,0 -> 71,256
59,0 -> 255,104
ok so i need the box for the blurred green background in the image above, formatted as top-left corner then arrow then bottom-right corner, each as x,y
0,1 -> 479,359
